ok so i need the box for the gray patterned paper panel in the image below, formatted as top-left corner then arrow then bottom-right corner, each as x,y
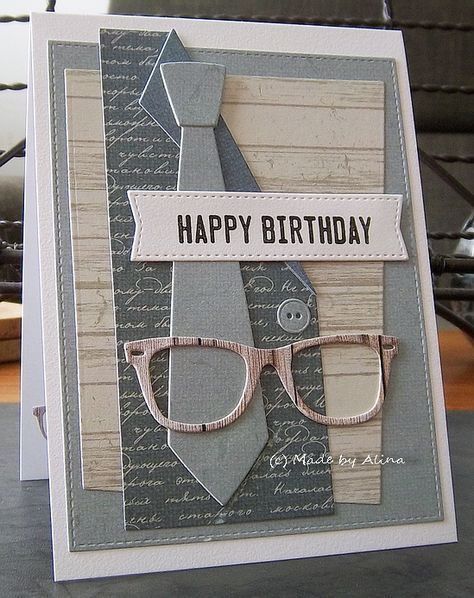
99,28 -> 333,530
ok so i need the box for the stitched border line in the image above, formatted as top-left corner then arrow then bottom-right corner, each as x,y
50,42 -> 442,552
389,60 -> 442,519
50,41 -> 79,547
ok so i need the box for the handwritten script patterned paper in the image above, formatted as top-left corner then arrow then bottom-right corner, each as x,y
100,29 -> 334,530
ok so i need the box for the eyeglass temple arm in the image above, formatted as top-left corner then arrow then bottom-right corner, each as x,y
33,405 -> 47,439
380,335 -> 399,390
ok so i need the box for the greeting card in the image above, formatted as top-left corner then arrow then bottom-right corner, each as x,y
26,12 -> 456,581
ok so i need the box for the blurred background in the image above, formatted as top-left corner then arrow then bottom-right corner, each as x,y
0,1 -> 109,179
0,0 -> 472,408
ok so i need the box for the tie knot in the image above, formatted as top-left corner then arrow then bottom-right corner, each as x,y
160,61 -> 226,128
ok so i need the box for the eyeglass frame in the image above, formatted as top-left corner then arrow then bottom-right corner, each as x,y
124,333 -> 399,433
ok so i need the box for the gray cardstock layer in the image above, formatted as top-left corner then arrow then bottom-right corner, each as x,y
99,29 -> 333,530
49,39 -> 441,552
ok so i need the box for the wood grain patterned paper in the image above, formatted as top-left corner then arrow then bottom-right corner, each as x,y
221,75 -> 385,504
65,69 -> 121,492
66,37 -> 385,509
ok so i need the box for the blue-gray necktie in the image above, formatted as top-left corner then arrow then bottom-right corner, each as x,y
159,61 -> 268,505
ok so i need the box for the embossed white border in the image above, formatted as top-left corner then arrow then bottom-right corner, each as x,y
30,12 -> 456,582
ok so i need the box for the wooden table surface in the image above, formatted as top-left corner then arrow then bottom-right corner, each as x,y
0,329 -> 472,409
